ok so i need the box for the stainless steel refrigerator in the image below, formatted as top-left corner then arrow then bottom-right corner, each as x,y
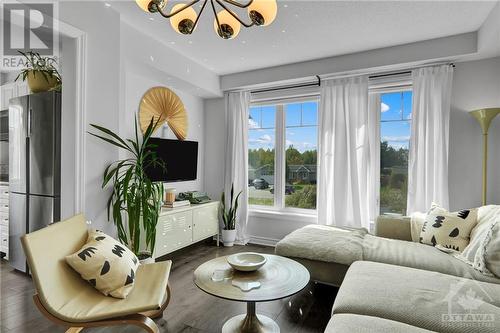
9,92 -> 61,272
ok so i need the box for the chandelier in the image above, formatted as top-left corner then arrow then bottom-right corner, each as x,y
135,0 -> 278,39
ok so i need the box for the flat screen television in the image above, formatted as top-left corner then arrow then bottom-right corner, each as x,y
145,138 -> 198,182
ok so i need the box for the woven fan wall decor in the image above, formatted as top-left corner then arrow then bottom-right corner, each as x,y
139,86 -> 188,140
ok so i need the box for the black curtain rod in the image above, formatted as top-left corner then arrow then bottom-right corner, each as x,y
252,75 -> 321,94
250,63 -> 455,94
369,63 -> 455,79
369,71 -> 411,79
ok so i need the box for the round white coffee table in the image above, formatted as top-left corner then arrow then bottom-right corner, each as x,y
193,254 -> 310,333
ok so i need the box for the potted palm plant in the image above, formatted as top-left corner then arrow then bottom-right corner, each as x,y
15,51 -> 61,93
220,184 -> 242,247
88,118 -> 165,262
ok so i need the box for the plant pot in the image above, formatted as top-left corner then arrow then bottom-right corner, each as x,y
222,229 -> 237,247
137,252 -> 155,265
27,70 -> 59,93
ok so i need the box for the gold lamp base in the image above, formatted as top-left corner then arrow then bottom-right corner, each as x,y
469,108 -> 500,205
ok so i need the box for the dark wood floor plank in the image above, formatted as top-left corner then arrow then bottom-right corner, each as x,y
0,241 -> 336,333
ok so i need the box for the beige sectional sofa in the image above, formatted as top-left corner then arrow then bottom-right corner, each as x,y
275,214 -> 500,332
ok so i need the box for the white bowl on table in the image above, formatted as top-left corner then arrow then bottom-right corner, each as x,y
227,253 -> 267,272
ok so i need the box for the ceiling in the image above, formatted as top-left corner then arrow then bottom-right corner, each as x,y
112,0 -> 498,75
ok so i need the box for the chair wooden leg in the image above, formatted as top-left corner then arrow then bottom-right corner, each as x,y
66,328 -> 83,333
33,294 -> 160,333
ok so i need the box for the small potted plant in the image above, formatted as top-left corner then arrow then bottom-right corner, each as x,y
220,184 -> 242,247
15,51 -> 62,93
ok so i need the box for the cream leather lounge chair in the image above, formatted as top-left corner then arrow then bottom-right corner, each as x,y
21,214 -> 171,333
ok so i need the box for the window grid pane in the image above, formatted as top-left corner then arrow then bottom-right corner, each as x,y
249,100 -> 318,211
380,91 -> 412,215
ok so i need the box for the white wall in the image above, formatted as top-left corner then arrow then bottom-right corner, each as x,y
60,1 -> 121,234
60,35 -> 77,220
203,98 -> 225,200
449,57 -> 500,210
205,56 -> 500,244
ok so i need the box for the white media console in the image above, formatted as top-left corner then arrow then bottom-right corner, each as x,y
154,201 -> 219,259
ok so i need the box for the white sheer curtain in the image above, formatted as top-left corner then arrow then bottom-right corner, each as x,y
224,91 -> 251,244
407,65 -> 454,214
318,76 -> 375,229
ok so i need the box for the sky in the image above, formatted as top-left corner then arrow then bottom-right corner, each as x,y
248,91 -> 412,153
380,91 -> 412,149
249,102 -> 318,153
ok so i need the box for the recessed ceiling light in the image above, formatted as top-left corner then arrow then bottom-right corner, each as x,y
282,29 -> 286,33
150,56 -> 154,62
283,4 -> 288,8
241,40 -> 247,44
170,41 -> 175,45
188,40 -> 193,44
294,13 -> 299,18
104,3 -> 111,7
149,17 -> 154,21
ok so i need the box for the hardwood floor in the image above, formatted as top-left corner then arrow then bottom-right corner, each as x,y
0,241 -> 338,333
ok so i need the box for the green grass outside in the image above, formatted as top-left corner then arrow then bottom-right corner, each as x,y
248,197 -> 274,206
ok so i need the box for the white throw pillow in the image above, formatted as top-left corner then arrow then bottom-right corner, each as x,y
420,203 -> 478,252
66,230 -> 139,298
455,220 -> 496,276
485,220 -> 500,277
410,212 -> 426,242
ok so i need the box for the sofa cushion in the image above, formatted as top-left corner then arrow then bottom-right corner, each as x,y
325,314 -> 435,333
275,225 -> 367,265
420,204 -> 478,252
332,261 -> 500,333
363,234 -> 500,284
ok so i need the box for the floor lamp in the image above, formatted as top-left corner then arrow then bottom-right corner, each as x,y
469,108 -> 500,205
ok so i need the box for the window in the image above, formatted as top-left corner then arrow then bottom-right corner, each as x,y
248,106 -> 276,206
379,90 -> 412,215
248,99 -> 318,211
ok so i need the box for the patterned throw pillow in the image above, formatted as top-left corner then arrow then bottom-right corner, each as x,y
420,203 -> 478,252
66,230 -> 139,298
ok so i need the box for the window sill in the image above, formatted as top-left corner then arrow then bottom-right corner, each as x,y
249,208 -> 317,223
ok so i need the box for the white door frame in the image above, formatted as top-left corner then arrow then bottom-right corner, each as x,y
57,20 -> 87,214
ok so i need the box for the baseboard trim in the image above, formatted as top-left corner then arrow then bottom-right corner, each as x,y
248,235 -> 280,247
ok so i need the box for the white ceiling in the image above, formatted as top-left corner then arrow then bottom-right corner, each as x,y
112,0 -> 498,75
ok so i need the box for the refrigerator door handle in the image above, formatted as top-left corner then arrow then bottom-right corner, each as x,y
27,107 -> 32,137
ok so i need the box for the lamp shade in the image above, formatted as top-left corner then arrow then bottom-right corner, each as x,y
136,0 -> 166,13
213,10 -> 241,39
170,3 -> 197,34
469,108 -> 500,134
135,0 -> 152,12
248,0 -> 277,26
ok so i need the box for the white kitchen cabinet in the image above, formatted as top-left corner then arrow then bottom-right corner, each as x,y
1,83 -> 16,110
154,201 -> 219,259
1,81 -> 30,110
0,184 -> 8,259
